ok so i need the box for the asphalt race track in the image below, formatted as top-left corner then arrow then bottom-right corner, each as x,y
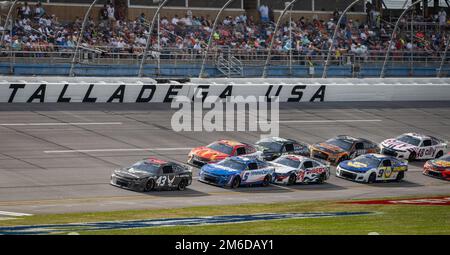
0,102 -> 449,214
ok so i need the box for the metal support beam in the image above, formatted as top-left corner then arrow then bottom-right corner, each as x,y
438,35 -> 450,77
138,0 -> 170,78
198,0 -> 235,78
69,0 -> 99,77
1,0 -> 19,45
262,0 -> 298,78
322,0 -> 363,78
380,0 -> 429,78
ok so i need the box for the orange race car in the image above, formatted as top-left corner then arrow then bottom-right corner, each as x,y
310,135 -> 379,164
423,153 -> 450,180
188,140 -> 257,167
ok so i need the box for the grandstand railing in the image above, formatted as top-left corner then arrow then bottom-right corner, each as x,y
1,46 -> 446,66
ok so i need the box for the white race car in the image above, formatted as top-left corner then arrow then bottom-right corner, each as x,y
336,154 -> 408,183
270,155 -> 331,185
379,133 -> 447,161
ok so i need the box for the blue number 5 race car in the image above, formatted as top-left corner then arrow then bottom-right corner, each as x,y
336,154 -> 408,183
199,156 -> 275,188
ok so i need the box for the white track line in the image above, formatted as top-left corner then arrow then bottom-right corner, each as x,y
44,147 -> 192,154
277,119 -> 382,123
0,211 -> 33,217
0,122 -> 123,126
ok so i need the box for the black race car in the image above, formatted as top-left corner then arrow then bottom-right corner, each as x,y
255,137 -> 310,161
111,158 -> 192,192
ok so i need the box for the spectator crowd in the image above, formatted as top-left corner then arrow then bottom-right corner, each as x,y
1,1 -> 449,63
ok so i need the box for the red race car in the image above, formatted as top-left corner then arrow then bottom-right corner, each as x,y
188,140 -> 256,167
423,153 -> 450,180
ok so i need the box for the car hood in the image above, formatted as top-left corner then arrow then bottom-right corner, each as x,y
270,162 -> 297,174
429,159 -> 450,169
339,160 -> 374,173
313,142 -> 345,154
191,146 -> 229,161
201,164 -> 240,176
381,139 -> 415,151
114,168 -> 152,179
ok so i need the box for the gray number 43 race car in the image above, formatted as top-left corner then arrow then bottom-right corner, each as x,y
111,158 -> 192,192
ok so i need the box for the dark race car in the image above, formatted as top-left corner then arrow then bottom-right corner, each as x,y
254,137 -> 310,161
310,135 -> 379,164
423,153 -> 450,180
111,158 -> 192,192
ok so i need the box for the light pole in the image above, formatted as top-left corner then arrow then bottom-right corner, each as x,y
69,0 -> 100,77
0,0 -> 19,46
380,0 -> 431,78
138,0 -> 170,77
437,35 -> 450,77
262,0 -> 298,78
198,0 -> 235,78
322,0 -> 363,78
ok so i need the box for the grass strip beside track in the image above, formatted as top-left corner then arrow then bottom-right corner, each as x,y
0,195 -> 449,235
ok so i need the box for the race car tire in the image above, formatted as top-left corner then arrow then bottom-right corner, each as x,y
262,175 -> 271,187
395,171 -> 405,182
316,173 -> 326,184
144,179 -> 156,192
177,179 -> 187,191
368,172 -> 377,184
435,151 -> 444,159
230,176 -> 241,189
408,152 -> 416,161
287,174 -> 296,185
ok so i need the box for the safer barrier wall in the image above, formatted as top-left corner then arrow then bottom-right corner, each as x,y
1,77 -> 449,103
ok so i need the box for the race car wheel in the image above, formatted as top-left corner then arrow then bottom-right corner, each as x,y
435,151 -> 444,159
368,173 -> 377,184
177,179 -> 187,191
287,174 -> 296,185
144,179 -> 155,192
230,176 -> 241,189
395,171 -> 405,182
262,175 -> 271,187
316,173 -> 326,184
408,152 -> 416,161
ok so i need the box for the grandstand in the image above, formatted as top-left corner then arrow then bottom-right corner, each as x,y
0,0 -> 449,77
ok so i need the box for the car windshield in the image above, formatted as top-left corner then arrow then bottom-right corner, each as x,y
396,135 -> 421,146
273,157 -> 301,168
353,156 -> 381,167
217,158 -> 247,170
130,161 -> 160,173
207,142 -> 234,155
326,138 -> 353,151
256,141 -> 283,152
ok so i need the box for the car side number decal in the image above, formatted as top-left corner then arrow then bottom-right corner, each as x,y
377,169 -> 384,178
242,172 -> 250,182
156,175 -> 176,187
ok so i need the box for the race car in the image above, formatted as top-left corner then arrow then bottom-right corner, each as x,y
380,133 -> 447,161
336,154 -> 408,183
254,137 -> 310,161
423,153 -> 450,180
270,155 -> 330,185
310,135 -> 379,164
188,140 -> 257,167
199,156 -> 275,188
111,158 -> 192,191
